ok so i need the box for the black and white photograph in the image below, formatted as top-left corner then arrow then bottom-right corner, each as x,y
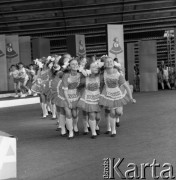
0,0 -> 176,179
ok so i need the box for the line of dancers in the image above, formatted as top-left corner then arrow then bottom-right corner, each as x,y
9,63 -> 37,97
31,54 -> 136,139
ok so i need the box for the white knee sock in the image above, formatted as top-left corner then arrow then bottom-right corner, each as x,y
96,118 -> 101,130
59,114 -> 66,135
56,110 -> 60,123
109,116 -> 116,134
83,118 -> 89,133
89,120 -> 97,136
52,104 -> 56,118
56,114 -> 61,128
106,115 -> 111,132
73,117 -> 79,132
47,103 -> 51,112
41,103 -> 47,117
86,116 -> 90,128
116,117 -> 120,123
66,118 -> 74,137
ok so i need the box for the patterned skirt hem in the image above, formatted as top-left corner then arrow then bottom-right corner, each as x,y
54,96 -> 78,109
31,87 -> 43,94
77,99 -> 101,112
99,94 -> 129,108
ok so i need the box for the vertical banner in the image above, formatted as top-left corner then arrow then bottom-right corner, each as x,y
126,43 -> 135,85
67,34 -> 86,57
75,34 -> 86,57
139,40 -> 158,91
107,24 -> 125,70
19,36 -> 31,66
0,35 -> 8,91
6,35 -> 20,91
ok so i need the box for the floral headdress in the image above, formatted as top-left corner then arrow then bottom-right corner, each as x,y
33,58 -> 44,69
78,65 -> 91,76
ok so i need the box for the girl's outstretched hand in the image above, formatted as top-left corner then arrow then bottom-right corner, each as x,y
130,98 -> 136,103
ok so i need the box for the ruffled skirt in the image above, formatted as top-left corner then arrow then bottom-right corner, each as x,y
31,83 -> 44,94
77,91 -> 100,112
54,89 -> 79,109
99,86 -> 130,108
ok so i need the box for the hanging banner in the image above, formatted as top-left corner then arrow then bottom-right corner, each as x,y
107,24 -> 125,70
0,35 -> 8,91
75,34 -> 86,57
67,34 -> 86,58
6,35 -> 20,91
19,36 -> 31,66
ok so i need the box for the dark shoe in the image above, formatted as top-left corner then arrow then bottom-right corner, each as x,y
52,117 -> 57,120
96,130 -> 100,135
104,131 -> 111,135
60,133 -> 67,137
83,132 -> 89,135
91,135 -> 97,139
56,127 -> 60,131
111,134 -> 116,137
74,131 -> 79,136
65,126 -> 69,134
116,122 -> 120,127
67,136 -> 74,140
48,111 -> 52,115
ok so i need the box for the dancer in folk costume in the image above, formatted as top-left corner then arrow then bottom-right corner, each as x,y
99,57 -> 136,137
78,57 -> 91,134
113,57 -> 123,127
31,58 -> 51,118
43,57 -> 58,119
9,64 -> 21,97
17,62 -> 31,97
54,56 -> 72,136
55,57 -> 80,139
49,61 -> 63,130
77,60 -> 101,138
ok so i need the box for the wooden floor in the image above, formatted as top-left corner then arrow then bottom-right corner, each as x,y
1,90 -> 176,180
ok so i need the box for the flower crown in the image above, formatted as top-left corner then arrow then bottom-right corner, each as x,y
78,65 -> 91,76
34,58 -> 44,69
62,58 -> 70,69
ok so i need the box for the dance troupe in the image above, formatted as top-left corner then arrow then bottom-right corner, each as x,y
12,53 -> 136,139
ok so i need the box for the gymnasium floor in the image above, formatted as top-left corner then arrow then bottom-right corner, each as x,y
1,91 -> 176,180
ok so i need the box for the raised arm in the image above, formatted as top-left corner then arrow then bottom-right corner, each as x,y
119,74 -> 136,103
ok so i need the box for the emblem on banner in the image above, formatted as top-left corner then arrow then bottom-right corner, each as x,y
6,43 -> 18,59
78,40 -> 86,56
0,49 -> 5,57
109,37 -> 123,57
